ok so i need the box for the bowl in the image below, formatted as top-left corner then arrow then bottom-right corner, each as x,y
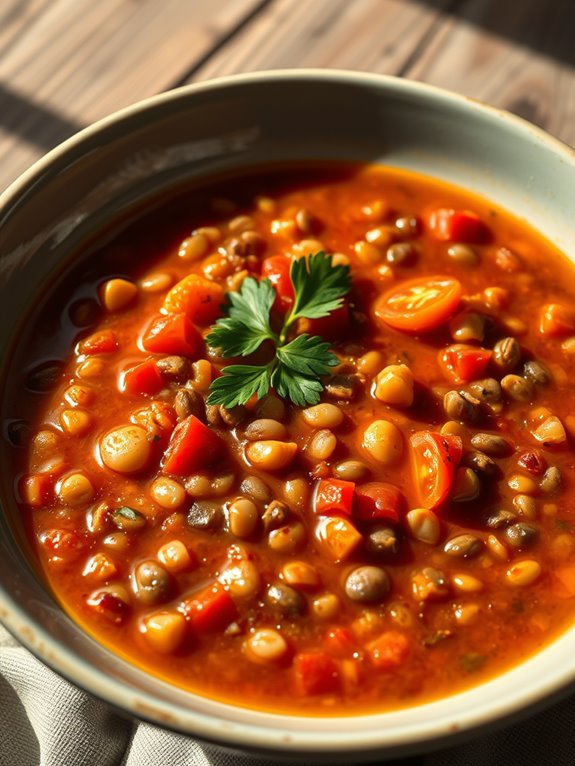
1,70 -> 575,763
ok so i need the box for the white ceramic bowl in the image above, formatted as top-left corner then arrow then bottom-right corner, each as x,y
1,70 -> 575,762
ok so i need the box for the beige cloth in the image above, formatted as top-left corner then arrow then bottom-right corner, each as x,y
1,623 -> 573,766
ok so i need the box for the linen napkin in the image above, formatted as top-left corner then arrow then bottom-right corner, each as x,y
1,621 -> 574,766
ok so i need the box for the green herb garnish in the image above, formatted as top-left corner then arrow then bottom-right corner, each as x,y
206,252 -> 350,407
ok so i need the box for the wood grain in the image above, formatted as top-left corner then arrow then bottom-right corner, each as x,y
405,0 -> 575,146
0,0 -> 266,191
188,0 -> 453,82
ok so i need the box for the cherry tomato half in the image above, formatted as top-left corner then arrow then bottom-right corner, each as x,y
410,431 -> 463,509
374,275 -> 462,333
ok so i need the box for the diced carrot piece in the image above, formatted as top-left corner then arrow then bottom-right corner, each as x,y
122,359 -> 163,396
554,565 -> 575,598
354,482 -> 404,523
78,329 -> 118,355
163,274 -> 224,325
162,415 -> 223,475
427,208 -> 488,243
142,313 -> 204,358
366,631 -> 410,671
539,303 -> 575,338
294,651 -> 340,695
316,516 -> 362,562
18,473 -> 54,506
181,582 -> 237,633
314,479 -> 355,516
325,627 -> 357,658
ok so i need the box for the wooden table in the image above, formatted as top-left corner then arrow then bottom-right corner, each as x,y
1,0 -> 574,194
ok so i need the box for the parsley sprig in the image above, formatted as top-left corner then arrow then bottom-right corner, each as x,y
205,252 -> 350,407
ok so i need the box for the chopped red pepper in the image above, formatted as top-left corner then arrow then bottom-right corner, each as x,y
40,528 -> 86,560
142,313 -> 204,358
427,208 -> 488,243
79,329 -> 118,355
314,479 -> 355,516
354,482 -> 404,523
262,255 -> 294,313
162,414 -> 223,475
294,651 -> 340,695
122,359 -> 164,396
181,582 -> 237,633
438,344 -> 492,384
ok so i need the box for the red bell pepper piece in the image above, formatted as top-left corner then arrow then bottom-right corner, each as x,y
294,651 -> 340,695
181,582 -> 237,633
438,344 -> 492,384
162,414 -> 223,475
314,479 -> 355,517
427,208 -> 488,243
79,329 -> 118,355
142,313 -> 203,358
354,482 -> 404,523
122,359 -> 164,396
262,255 -> 294,313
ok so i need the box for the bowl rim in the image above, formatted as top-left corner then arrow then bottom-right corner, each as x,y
2,68 -> 575,758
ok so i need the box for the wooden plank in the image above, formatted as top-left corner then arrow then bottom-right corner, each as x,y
405,0 -> 575,147
0,0 -> 52,55
187,0 -> 452,82
0,0 -> 266,192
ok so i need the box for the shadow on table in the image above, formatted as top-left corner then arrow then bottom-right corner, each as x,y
417,0 -> 575,68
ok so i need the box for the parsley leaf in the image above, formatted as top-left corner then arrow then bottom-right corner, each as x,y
206,364 -> 273,408
276,334 -> 339,377
287,252 -> 351,323
206,252 -> 351,408
205,277 -> 277,358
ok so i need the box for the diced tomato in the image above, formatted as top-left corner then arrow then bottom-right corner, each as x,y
294,651 -> 340,695
438,344 -> 492,384
142,313 -> 204,358
325,627 -> 357,658
427,208 -> 489,243
354,482 -> 404,523
314,479 -> 355,517
78,329 -> 117,355
262,255 -> 294,312
162,414 -> 223,475
163,274 -> 224,325
40,528 -> 86,560
410,431 -> 463,509
366,631 -> 410,671
374,275 -> 462,333
303,304 -> 350,341
122,359 -> 163,396
18,473 -> 54,507
316,516 -> 363,562
539,303 -> 575,338
181,582 -> 237,633
87,591 -> 130,624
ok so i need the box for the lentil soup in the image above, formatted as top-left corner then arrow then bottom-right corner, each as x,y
6,164 -> 575,715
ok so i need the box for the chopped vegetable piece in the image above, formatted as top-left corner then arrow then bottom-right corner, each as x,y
314,479 -> 355,516
163,274 -> 224,325
354,482 -> 403,523
18,472 -> 54,506
439,344 -> 492,384
181,582 -> 237,633
325,627 -> 358,658
262,255 -> 294,312
366,631 -> 410,670
539,303 -> 575,338
410,431 -> 463,509
427,208 -> 488,243
302,305 -> 350,341
162,415 -> 223,475
122,359 -> 163,396
78,329 -> 117,355
316,516 -> 363,562
294,651 -> 340,695
142,313 -> 204,358
374,276 -> 462,333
